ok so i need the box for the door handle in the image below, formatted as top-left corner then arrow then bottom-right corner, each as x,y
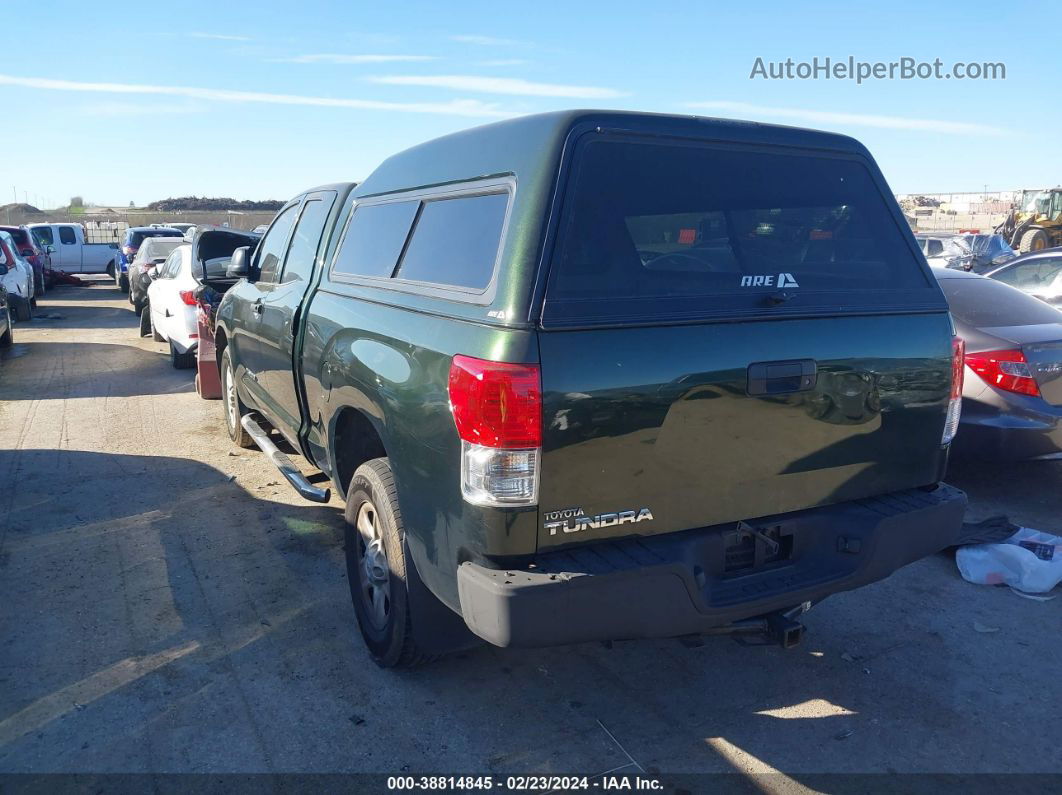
252,300 -> 264,317
747,360 -> 817,396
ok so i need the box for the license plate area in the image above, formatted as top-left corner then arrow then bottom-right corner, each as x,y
723,521 -> 793,574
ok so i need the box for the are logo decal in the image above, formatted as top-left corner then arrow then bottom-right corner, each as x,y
740,273 -> 800,288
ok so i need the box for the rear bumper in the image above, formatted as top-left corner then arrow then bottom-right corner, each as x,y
457,484 -> 968,648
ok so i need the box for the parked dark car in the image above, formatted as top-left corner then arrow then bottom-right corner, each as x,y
0,225 -> 48,296
189,226 -> 261,399
128,237 -> 187,315
935,267 -> 1062,461
986,247 -> 1062,305
0,275 -> 11,352
116,226 -> 184,292
214,110 -> 970,667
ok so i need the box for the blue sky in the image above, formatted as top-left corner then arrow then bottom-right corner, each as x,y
1,0 -> 1057,207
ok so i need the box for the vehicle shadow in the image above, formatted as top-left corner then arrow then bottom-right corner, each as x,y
2,448 -> 1057,777
0,341 -> 190,400
28,282 -> 135,332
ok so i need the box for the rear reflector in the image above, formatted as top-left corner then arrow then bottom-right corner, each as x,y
178,290 -> 197,306
942,337 -> 964,445
965,349 -> 1041,398
449,354 -> 541,507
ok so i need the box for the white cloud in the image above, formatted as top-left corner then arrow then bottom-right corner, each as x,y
368,74 -> 625,99
0,74 -> 512,118
274,53 -> 437,64
190,32 -> 250,41
76,101 -> 207,117
451,35 -> 524,47
684,100 -> 1008,137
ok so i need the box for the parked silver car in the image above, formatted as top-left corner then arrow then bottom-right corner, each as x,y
986,247 -> 1062,306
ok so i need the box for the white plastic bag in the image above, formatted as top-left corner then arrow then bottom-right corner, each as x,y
956,528 -> 1062,594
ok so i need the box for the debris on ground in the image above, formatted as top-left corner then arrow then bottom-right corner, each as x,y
957,527 -> 1062,594
47,270 -> 88,286
958,515 -> 1021,545
973,622 -> 1000,634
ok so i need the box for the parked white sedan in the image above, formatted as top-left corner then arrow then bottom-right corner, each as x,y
145,243 -> 198,368
0,230 -> 36,321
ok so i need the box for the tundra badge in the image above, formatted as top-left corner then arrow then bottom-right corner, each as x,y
544,507 -> 654,536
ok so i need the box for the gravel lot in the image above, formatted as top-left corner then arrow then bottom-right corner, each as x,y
1,280 -> 1059,780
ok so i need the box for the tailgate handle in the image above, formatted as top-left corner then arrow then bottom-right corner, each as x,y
747,359 -> 817,396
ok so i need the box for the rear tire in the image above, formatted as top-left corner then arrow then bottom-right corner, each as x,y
106,262 -> 115,279
221,348 -> 255,449
13,297 -> 31,322
169,340 -> 195,369
344,457 -> 436,669
118,274 -> 129,293
0,307 -> 12,348
139,306 -> 151,337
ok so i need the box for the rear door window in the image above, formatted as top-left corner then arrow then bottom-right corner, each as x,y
59,226 -> 77,245
255,204 -> 299,284
544,137 -> 936,327
393,192 -> 508,290
280,196 -> 334,284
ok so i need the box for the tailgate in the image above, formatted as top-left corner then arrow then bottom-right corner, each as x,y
537,313 -> 953,548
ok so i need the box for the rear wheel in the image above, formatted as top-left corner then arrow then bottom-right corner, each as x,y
118,274 -> 129,293
106,262 -> 115,279
0,306 -> 12,348
13,296 -> 31,322
138,306 -> 151,337
344,458 -> 435,668
221,348 -> 255,448
1019,228 -> 1049,253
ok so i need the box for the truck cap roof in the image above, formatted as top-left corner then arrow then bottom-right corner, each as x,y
354,109 -> 872,198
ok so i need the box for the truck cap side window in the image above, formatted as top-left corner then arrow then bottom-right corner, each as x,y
394,192 -> 508,290
544,137 -> 935,326
332,200 -> 419,278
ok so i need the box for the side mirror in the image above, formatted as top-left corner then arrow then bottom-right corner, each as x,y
45,245 -> 55,254
148,266 -> 159,280
227,246 -> 251,279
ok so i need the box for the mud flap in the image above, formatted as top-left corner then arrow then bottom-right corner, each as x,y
406,542 -> 481,655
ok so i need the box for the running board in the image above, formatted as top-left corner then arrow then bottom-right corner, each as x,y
240,413 -> 331,503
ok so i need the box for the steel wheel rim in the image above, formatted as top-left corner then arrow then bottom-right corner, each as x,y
355,500 -> 391,630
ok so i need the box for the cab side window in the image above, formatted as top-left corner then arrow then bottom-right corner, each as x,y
59,226 -> 77,245
280,198 -> 333,284
255,204 -> 299,284
34,227 -> 54,247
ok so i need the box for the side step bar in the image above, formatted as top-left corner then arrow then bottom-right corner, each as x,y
240,413 -> 331,503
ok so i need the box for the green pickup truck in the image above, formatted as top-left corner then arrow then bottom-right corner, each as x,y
216,110 -> 970,667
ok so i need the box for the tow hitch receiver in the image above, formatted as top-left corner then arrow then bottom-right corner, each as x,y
240,413 -> 331,503
695,604 -> 808,648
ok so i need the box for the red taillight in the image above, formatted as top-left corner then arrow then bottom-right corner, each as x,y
951,337 -> 965,399
448,355 -> 541,448
965,349 -> 1040,397
178,290 -> 197,306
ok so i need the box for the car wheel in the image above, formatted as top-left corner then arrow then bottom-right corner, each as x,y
13,296 -> 31,322
138,306 -> 151,337
344,457 -> 436,668
127,288 -> 133,305
0,307 -> 12,348
149,308 -> 165,342
35,272 -> 45,297
221,348 -> 255,448
118,274 -> 129,293
106,262 -> 115,279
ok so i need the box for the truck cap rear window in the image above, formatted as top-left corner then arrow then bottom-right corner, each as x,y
543,137 -> 935,326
